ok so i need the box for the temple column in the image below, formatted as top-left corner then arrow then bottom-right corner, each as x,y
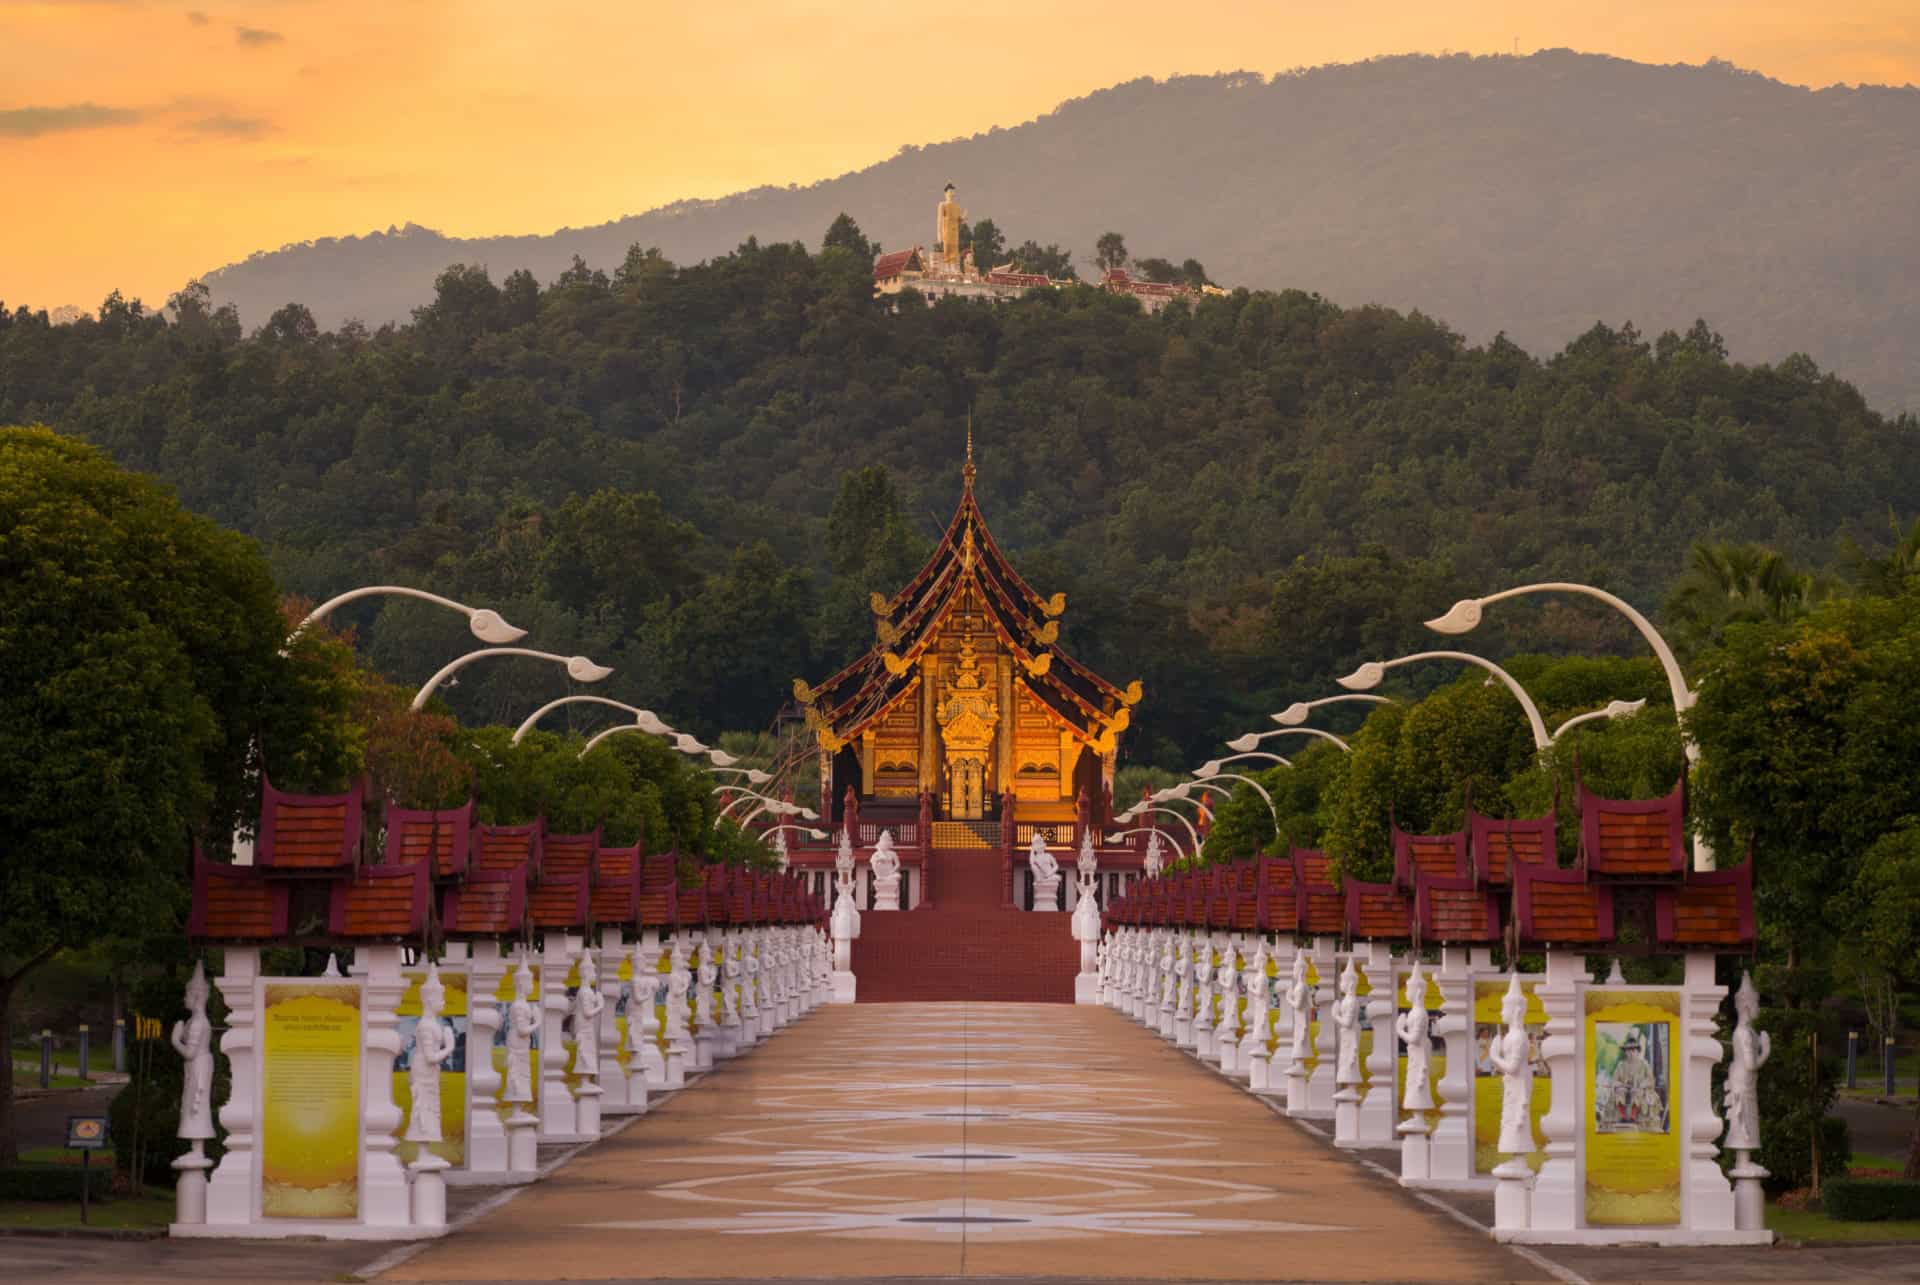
203,946 -> 259,1226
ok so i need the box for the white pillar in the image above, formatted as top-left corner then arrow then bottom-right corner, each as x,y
464,941 -> 510,1178
1306,936 -> 1339,1116
1525,949 -> 1590,1232
203,946 -> 259,1226
537,936 -> 582,1141
597,928 -> 634,1113
1357,942 -> 1398,1145
1423,946 -> 1476,1186
1683,952 -> 1738,1232
358,945 -> 413,1229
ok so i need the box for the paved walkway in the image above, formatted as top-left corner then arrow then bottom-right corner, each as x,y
381,1003 -> 1539,1283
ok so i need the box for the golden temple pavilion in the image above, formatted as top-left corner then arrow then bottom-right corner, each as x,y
794,439 -> 1142,846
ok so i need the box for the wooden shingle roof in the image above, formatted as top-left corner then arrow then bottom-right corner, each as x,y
257,774 -> 364,872
327,864 -> 430,941
383,800 -> 473,880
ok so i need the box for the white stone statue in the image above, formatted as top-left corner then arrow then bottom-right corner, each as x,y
1332,958 -> 1362,1085
1395,959 -> 1435,1112
1723,971 -> 1770,1152
832,831 -> 861,941
1217,947 -> 1240,1040
694,941 -> 717,1029
504,957 -> 538,1104
665,938 -> 690,1041
1286,952 -> 1312,1064
573,951 -> 603,1071
1175,938 -> 1194,1019
1143,830 -> 1164,877
1029,833 -> 1061,910
772,826 -> 790,872
405,962 -> 455,1144
869,830 -> 902,911
1159,935 -> 1177,1009
171,960 -> 216,1141
1487,973 -> 1533,1156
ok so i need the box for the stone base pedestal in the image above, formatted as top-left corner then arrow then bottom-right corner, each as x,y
505,1110 -> 539,1177
576,1083 -> 603,1138
409,1155 -> 450,1229
170,1144 -> 211,1228
832,971 -> 857,1004
1333,1086 -> 1362,1147
1493,1159 -> 1533,1232
1217,1035 -> 1238,1075
1398,1121 -> 1432,1182
1732,1155 -> 1769,1235
1175,1016 -> 1193,1047
1285,1066 -> 1314,1116
1074,973 -> 1101,1004
691,1033 -> 717,1072
1248,1049 -> 1269,1092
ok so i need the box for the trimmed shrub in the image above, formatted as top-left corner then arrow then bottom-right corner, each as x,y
0,1165 -> 113,1201
1753,1002 -> 1852,1193
1824,1178 -> 1920,1222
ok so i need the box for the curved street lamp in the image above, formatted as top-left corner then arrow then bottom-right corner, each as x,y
1272,694 -> 1394,726
413,648 -> 610,712
1338,651 -> 1649,754
1425,583 -> 1695,727
579,722 -> 661,758
1116,803 -> 1203,856
512,696 -> 671,745
1196,751 -> 1292,776
290,585 -> 525,646
711,765 -> 775,786
1190,767 -> 1278,826
1226,726 -> 1351,754
1107,827 -> 1188,863
1338,649 -> 1551,749
760,823 -> 829,842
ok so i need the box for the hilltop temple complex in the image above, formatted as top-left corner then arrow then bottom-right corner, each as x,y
871,182 -> 1224,313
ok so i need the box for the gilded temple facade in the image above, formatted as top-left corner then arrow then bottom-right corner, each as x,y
795,443 -> 1141,844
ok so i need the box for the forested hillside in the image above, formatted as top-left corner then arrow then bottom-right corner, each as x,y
192,51 -> 1920,411
3,234 -> 1915,766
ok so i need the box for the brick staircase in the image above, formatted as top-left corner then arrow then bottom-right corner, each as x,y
850,848 -> 1080,1003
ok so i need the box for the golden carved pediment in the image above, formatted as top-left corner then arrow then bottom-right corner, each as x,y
1042,592 -> 1067,617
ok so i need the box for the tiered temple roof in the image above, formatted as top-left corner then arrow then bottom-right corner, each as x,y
794,437 -> 1141,756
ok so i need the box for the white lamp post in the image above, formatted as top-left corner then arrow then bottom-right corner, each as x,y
1337,651 -> 1647,753
579,722 -> 665,757
1107,828 -> 1188,862
1196,751 -> 1292,775
1118,803 -> 1203,856
711,766 -> 776,786
412,649 -> 610,712
289,586 -> 525,646
1272,694 -> 1394,725
512,697 -> 671,745
1190,767 -> 1278,826
1338,650 -> 1552,749
1225,726 -> 1351,754
759,824 -> 829,842
1427,582 -> 1712,870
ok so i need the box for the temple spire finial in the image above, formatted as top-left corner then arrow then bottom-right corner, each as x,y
963,414 -> 975,489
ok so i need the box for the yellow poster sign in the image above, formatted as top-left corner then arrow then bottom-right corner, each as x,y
1584,988 -> 1682,1226
394,969 -> 468,1168
1473,978 -> 1549,1174
260,981 -> 361,1220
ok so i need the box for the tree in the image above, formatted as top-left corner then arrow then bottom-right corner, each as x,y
968,218 -> 1007,270
1134,257 -> 1180,284
821,213 -> 878,262
1663,541 -> 1825,660
0,427 -> 353,1162
1012,240 -> 1076,279
1094,231 -> 1129,274
1179,257 -> 1211,287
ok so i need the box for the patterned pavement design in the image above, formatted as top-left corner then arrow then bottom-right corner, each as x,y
380,1002 -> 1543,1282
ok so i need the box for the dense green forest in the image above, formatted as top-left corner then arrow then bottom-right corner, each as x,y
3,225 -> 1916,767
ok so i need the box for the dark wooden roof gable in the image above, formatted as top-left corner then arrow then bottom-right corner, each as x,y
1414,874 -> 1504,945
383,799 -> 474,879
1580,777 -> 1688,878
1345,879 -> 1414,940
1393,824 -> 1468,889
328,863 -> 430,940
1655,864 -> 1756,949
187,852 -> 290,941
441,866 -> 527,938
1514,863 -> 1616,947
1468,807 -> 1557,886
257,773 -> 365,871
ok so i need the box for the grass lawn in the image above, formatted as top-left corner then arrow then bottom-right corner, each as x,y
7,1066 -> 89,1092
18,1147 -> 116,1168
0,1191 -> 172,1232
1839,1045 -> 1917,1101
1768,1204 -> 1920,1242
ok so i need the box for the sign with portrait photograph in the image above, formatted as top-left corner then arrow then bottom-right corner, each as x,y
1583,987 -> 1682,1225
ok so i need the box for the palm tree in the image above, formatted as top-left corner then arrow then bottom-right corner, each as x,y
1663,541 -> 1826,657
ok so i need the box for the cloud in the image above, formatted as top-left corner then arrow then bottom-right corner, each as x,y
0,103 -> 142,138
185,113 -> 272,138
235,25 -> 283,47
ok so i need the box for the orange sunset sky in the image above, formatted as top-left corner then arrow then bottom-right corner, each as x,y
4,0 -> 1918,313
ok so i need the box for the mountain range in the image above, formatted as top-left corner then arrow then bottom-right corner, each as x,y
196,51 -> 1920,413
